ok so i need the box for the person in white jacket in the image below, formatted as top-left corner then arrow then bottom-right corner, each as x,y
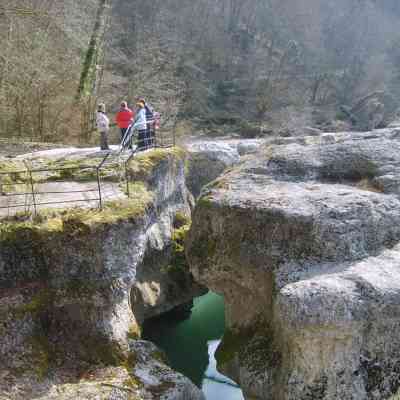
96,103 -> 110,150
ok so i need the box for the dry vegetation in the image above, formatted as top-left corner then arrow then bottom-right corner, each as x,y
1,0 -> 400,142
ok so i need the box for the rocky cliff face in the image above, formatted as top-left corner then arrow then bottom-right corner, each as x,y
0,147 -> 204,399
187,128 -> 400,400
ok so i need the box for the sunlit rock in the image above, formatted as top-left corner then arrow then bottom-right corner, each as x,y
187,128 -> 400,400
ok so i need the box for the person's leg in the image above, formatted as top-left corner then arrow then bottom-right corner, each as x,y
120,128 -> 127,142
128,131 -> 133,150
100,131 -> 109,150
144,125 -> 150,149
137,129 -> 146,150
149,123 -> 154,147
151,125 -> 155,147
146,123 -> 151,147
142,129 -> 148,150
146,123 -> 152,148
99,130 -> 104,150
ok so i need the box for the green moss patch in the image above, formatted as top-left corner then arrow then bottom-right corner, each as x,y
123,376 -> 143,390
163,219 -> 192,288
0,159 -> 29,193
127,147 -> 186,180
14,289 -> 54,318
196,196 -> 215,209
38,158 -> 123,183
356,178 -> 384,193
0,183 -> 153,241
28,328 -> 52,380
81,336 -> 127,366
0,147 -> 185,190
173,211 -> 190,229
127,324 -> 142,341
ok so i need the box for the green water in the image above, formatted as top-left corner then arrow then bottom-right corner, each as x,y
143,291 -> 244,399
143,291 -> 226,386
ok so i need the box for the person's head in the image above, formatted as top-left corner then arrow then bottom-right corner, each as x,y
136,100 -> 145,108
138,97 -> 146,105
121,101 -> 128,109
98,103 -> 106,113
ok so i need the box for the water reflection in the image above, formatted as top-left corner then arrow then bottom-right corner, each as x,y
143,292 -> 244,399
202,340 -> 244,400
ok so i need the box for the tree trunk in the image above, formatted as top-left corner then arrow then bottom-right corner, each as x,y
77,0 -> 111,142
77,0 -> 110,101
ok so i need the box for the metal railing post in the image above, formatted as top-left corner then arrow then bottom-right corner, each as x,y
0,153 -> 130,216
23,161 -> 37,216
96,167 -> 102,210
96,152 -> 111,211
125,162 -> 130,198
29,170 -> 37,216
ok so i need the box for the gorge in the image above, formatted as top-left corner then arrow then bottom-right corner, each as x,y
2,128 -> 400,400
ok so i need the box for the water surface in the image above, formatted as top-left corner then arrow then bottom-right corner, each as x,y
143,292 -> 244,399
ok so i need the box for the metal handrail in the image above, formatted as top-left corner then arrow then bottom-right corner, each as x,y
0,153 -> 112,215
0,128 -> 176,216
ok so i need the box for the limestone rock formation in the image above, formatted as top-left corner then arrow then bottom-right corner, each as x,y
7,340 -> 204,400
185,139 -> 268,198
0,147 -> 204,399
187,128 -> 400,400
185,141 -> 240,198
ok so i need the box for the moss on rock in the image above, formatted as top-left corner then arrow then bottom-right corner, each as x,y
127,324 -> 142,341
81,336 -> 127,366
163,220 -> 192,289
0,183 -> 153,242
127,147 -> 186,181
0,147 -> 185,188
28,328 -> 52,380
173,211 -> 190,229
14,289 -> 54,318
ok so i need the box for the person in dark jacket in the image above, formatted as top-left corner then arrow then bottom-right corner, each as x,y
116,101 -> 134,142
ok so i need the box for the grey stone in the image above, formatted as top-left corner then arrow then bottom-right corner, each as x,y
0,148 -> 204,399
131,340 -> 205,400
236,140 -> 264,156
185,141 -> 240,198
303,126 -> 322,136
187,129 -> 400,400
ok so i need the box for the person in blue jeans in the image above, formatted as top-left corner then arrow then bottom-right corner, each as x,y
132,100 -> 147,150
139,98 -> 155,147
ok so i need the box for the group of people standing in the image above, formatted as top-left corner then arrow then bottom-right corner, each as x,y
96,99 -> 157,151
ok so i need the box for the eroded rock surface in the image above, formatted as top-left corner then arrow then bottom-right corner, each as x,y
185,139 -> 268,198
185,141 -> 240,198
0,148 -> 204,399
5,340 -> 204,400
187,128 -> 400,400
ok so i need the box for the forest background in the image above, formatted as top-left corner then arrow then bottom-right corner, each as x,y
1,0 -> 400,144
